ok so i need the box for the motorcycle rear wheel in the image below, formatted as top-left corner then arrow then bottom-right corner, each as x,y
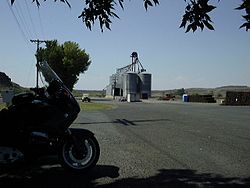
59,134 -> 100,172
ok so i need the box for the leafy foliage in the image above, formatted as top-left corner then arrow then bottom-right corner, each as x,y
180,0 -> 216,32
36,40 -> 91,91
78,0 -> 120,32
235,0 -> 250,31
144,0 -> 160,11
78,0 -> 159,32
9,0 -> 250,32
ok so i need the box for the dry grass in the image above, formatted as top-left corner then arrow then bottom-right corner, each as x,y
0,103 -> 6,110
79,102 -> 115,111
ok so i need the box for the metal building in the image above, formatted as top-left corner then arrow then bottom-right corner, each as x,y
123,72 -> 141,102
105,52 -> 152,102
139,72 -> 152,99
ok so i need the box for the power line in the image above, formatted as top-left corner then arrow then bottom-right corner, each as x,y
6,1 -> 29,42
5,0 -> 33,52
6,0 -> 49,88
37,8 -> 45,39
14,1 -> 33,39
24,0 -> 38,39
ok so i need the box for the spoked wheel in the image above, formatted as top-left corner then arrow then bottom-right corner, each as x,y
59,134 -> 100,172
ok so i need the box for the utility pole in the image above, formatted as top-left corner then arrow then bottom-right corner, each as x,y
30,39 -> 47,89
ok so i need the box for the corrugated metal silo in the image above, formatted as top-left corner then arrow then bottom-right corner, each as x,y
139,73 -> 152,99
109,74 -> 116,85
116,74 -> 123,89
123,72 -> 140,101
105,85 -> 113,97
123,72 -> 138,94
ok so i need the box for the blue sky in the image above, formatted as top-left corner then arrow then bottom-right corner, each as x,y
0,0 -> 249,90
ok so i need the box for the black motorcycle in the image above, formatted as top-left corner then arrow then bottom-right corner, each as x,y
0,61 -> 100,172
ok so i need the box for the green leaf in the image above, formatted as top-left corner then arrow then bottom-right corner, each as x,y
203,20 -> 215,30
118,0 -> 124,9
235,4 -> 245,10
105,21 -> 111,30
206,5 -> 216,12
152,0 -> 159,6
86,21 -> 92,31
111,12 -> 120,19
240,23 -> 248,29
144,0 -> 153,11
179,20 -> 187,28
63,0 -> 71,8
191,23 -> 197,32
32,0 -> 40,7
185,24 -> 192,33
239,22 -> 250,31
200,22 -> 204,31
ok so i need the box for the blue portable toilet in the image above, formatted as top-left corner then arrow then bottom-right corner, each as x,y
183,94 -> 189,102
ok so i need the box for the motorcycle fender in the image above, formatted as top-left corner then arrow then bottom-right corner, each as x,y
68,128 -> 95,138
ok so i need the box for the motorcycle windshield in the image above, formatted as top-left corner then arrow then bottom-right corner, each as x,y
38,61 -> 80,114
38,61 -> 63,85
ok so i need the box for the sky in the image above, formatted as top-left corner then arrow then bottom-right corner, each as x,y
0,0 -> 249,90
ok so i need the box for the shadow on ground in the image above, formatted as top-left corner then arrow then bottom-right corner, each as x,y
76,118 -> 171,126
1,157 -> 249,188
0,157 -> 119,187
99,169 -> 250,188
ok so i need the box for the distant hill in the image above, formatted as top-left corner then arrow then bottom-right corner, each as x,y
0,71 -> 27,94
152,86 -> 250,99
0,72 -> 12,88
74,86 -> 250,100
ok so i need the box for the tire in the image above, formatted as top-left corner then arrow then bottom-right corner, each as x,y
59,134 -> 100,172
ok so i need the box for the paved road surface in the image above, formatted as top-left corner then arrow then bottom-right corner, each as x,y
1,101 -> 250,187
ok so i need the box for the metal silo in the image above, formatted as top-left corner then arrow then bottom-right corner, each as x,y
105,85 -> 113,97
139,73 -> 152,99
116,74 -> 123,89
123,72 -> 140,102
109,74 -> 115,85
105,52 -> 151,101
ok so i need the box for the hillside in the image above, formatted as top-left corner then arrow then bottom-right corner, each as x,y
0,72 -> 12,88
186,86 -> 250,98
75,85 -> 250,100
0,72 -> 27,94
152,86 -> 250,99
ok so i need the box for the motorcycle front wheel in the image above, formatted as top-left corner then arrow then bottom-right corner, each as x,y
59,134 -> 100,172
